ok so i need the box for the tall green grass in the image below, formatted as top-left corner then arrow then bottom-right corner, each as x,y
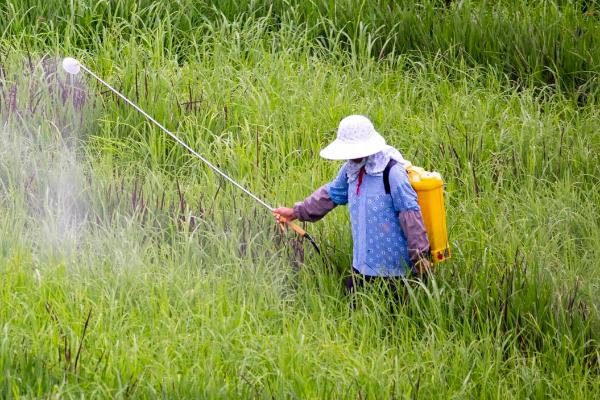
2,0 -> 599,99
1,1 -> 600,398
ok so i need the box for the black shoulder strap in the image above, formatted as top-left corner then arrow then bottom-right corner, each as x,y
383,159 -> 398,194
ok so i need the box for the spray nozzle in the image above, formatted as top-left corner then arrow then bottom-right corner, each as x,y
62,57 -> 81,75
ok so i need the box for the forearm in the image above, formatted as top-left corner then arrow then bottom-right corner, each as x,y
293,185 -> 337,222
399,210 -> 430,263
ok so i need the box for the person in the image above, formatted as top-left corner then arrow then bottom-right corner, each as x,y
274,115 -> 432,292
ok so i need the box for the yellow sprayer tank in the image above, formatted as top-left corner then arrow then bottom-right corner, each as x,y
404,161 -> 450,263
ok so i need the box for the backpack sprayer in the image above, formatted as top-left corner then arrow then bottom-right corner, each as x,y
382,160 -> 450,264
403,162 -> 450,263
61,57 -> 320,253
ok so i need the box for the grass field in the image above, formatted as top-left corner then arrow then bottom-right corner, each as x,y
1,1 -> 600,398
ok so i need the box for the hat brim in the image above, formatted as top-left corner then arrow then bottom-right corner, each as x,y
319,132 -> 386,160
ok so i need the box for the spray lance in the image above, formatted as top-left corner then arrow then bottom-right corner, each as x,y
62,57 -> 320,254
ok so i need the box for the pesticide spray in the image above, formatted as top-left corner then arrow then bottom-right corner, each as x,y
0,56 -> 94,259
61,57 -> 320,253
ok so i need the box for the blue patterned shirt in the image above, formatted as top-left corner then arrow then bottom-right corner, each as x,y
326,163 -> 421,276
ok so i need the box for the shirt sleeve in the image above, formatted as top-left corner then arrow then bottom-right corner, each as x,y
388,164 -> 430,262
325,163 -> 349,206
293,186 -> 336,222
399,210 -> 430,263
388,164 -> 420,212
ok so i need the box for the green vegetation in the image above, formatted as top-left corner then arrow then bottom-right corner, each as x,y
1,1 -> 599,398
3,0 -> 600,99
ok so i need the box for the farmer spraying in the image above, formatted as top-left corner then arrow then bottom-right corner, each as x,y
275,115 -> 433,285
61,59 -> 447,271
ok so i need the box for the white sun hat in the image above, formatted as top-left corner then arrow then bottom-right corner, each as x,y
319,115 -> 387,160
